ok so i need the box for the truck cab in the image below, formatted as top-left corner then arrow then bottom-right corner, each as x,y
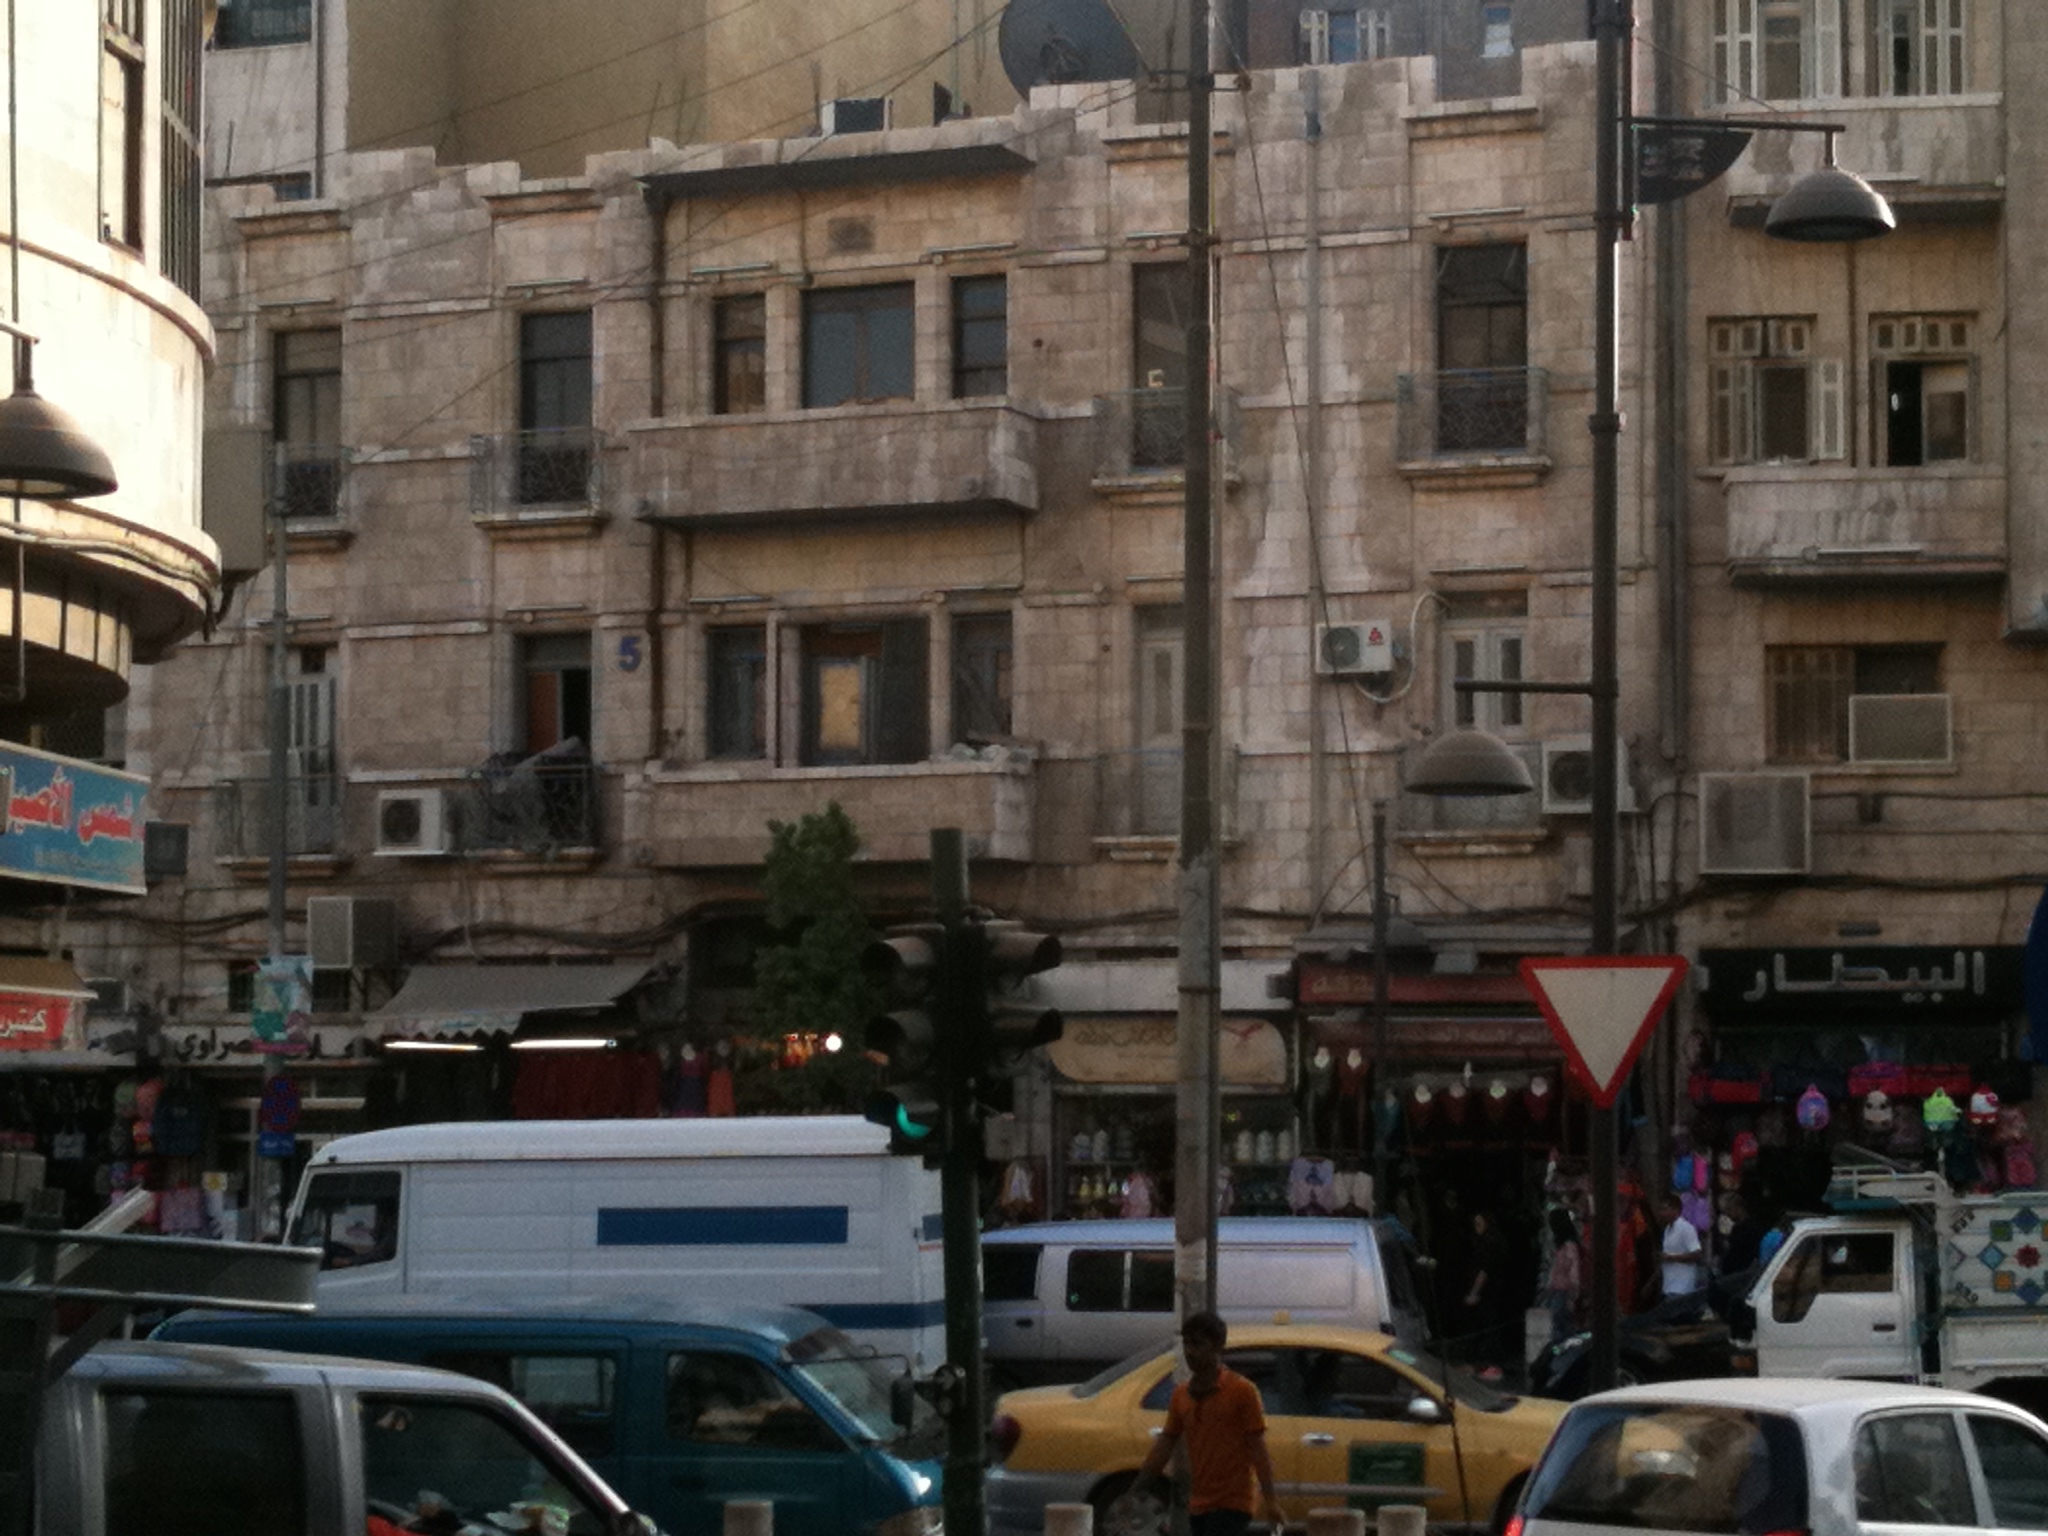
1746,1215 -> 1924,1380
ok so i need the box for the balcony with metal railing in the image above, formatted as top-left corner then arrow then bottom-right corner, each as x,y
1395,368 -> 1551,486
1090,387 -> 1241,496
276,444 -> 348,522
213,773 -> 343,859
1092,746 -> 1239,845
456,755 -> 602,855
469,428 -> 607,533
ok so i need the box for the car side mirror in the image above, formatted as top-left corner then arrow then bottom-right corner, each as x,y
1405,1396 -> 1443,1425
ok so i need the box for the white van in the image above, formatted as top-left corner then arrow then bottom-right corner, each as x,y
286,1115 -> 947,1367
980,1216 -> 1429,1384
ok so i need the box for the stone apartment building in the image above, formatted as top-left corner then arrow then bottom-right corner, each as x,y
21,0 -> 2048,1242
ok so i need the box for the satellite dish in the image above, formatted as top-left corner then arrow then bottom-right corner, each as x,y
998,0 -> 1143,93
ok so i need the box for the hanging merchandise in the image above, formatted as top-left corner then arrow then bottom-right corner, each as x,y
1796,1084 -> 1832,1131
1924,1086 -> 1961,1130
1968,1087 -> 2002,1129
1862,1090 -> 1894,1133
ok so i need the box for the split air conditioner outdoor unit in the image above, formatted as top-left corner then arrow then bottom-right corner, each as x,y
307,895 -> 401,970
1540,736 -> 1638,816
1699,772 -> 1811,876
375,788 -> 451,856
1315,621 -> 1395,676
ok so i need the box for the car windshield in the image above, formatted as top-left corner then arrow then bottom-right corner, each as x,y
1074,1338 -> 1177,1399
785,1327 -> 945,1459
1522,1402 -> 1808,1533
1385,1346 -> 1517,1412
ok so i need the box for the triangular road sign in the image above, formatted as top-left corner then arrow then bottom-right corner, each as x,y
1519,956 -> 1688,1108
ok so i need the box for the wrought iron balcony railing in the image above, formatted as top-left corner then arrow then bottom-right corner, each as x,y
458,755 -> 600,853
1093,388 -> 1241,480
213,772 -> 342,858
276,443 -> 348,520
1397,367 -> 1549,460
469,427 -> 604,515
1094,746 -> 1239,840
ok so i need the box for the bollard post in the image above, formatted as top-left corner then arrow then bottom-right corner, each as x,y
1377,1504 -> 1427,1536
1307,1510 -> 1368,1536
723,1500 -> 773,1536
1044,1502 -> 1094,1535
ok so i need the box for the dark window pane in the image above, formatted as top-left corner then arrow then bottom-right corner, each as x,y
105,1390 -> 306,1536
800,619 -> 928,765
714,294 -> 767,415
983,1245 -> 1041,1303
1133,264 -> 1189,389
362,1394 -> 610,1532
1854,645 -> 1940,696
708,626 -> 768,759
1756,363 -> 1809,459
953,274 -> 1008,397
1523,1404 -> 1809,1534
1129,1251 -> 1174,1312
1855,1413 -> 1975,1526
1066,1250 -> 1125,1311
1969,1415 -> 2048,1528
951,612 -> 1013,744
803,284 -> 915,407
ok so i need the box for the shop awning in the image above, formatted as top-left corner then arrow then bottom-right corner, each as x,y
367,963 -> 651,1040
1048,1015 -> 1288,1087
0,955 -> 94,1051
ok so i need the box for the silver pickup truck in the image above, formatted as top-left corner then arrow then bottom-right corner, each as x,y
34,1341 -> 661,1536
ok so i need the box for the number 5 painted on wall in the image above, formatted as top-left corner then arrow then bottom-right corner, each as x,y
617,634 -> 643,672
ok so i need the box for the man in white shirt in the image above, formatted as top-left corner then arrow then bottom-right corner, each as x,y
1658,1191 -> 1705,1298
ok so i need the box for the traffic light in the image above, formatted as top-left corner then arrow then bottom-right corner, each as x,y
862,923 -> 948,1159
962,920 -> 1064,1116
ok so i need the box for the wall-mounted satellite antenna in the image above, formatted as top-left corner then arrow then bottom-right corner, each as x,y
998,0 -> 1143,92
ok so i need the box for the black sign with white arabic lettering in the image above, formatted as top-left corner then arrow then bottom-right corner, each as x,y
1634,124 -> 1752,206
1697,946 -> 2025,1020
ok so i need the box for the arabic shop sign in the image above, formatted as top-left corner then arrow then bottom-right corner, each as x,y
0,990 -> 77,1048
1698,946 -> 2024,1020
0,743 -> 148,895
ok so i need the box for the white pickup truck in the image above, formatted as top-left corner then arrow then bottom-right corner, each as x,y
1737,1162 -> 2048,1408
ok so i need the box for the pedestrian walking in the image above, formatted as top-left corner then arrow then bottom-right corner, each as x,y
1543,1208 -> 1585,1344
1117,1311 -> 1287,1536
1460,1209 -> 1511,1368
1657,1190 -> 1706,1300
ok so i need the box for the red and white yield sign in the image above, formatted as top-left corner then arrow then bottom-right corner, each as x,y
1519,956 -> 1689,1108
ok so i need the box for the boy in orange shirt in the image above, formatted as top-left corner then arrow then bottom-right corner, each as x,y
1119,1310 -> 1287,1535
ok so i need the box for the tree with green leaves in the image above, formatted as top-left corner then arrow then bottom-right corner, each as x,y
735,802 -> 882,1114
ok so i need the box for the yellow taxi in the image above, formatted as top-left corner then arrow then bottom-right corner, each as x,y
986,1323 -> 1567,1536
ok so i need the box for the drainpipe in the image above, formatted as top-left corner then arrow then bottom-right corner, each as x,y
645,189 -> 671,761
1303,73 -> 1328,924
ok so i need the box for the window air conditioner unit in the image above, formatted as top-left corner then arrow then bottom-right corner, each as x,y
1848,693 -> 1952,765
1540,736 -> 1637,816
1315,621 -> 1395,676
1699,772 -> 1811,876
375,788 -> 451,856
821,96 -> 890,135
307,896 -> 401,970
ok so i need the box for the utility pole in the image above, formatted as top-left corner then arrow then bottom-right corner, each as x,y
1173,0 -> 1220,1325
261,443 -> 291,1240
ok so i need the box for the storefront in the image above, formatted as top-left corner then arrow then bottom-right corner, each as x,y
1690,945 -> 2030,1220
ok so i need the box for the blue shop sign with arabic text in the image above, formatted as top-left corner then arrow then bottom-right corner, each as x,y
0,744 -> 148,895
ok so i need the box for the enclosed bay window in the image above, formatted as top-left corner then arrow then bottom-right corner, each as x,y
951,612 -> 1013,745
1708,317 -> 1843,465
952,275 -> 1008,399
707,626 -> 768,761
1299,7 -> 1391,63
1873,314 -> 1972,466
712,294 -> 766,415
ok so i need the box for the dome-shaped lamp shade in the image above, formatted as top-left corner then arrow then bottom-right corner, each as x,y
0,340 -> 118,500
1406,728 -> 1536,797
1765,164 -> 1896,243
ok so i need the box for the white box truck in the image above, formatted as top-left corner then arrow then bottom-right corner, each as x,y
1738,1162 -> 2048,1408
285,1115 -> 948,1368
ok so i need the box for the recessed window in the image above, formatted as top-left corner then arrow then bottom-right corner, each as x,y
1767,644 -> 1939,763
1874,0 -> 1964,96
707,626 -> 768,760
800,619 -> 928,766
101,3 -> 144,251
1131,265 -> 1190,468
1707,317 -> 1843,465
521,633 -> 593,755
1873,315 -> 1973,466
161,0 -> 203,297
951,612 -> 1013,745
952,275 -> 1008,399
1441,591 -> 1527,736
712,294 -> 766,415
803,284 -> 914,408
1436,244 -> 1528,453
518,311 -> 594,504
275,329 -> 343,518
214,0 -> 314,47
1713,0 -> 1844,102
1299,7 -> 1391,63
1481,3 -> 1513,57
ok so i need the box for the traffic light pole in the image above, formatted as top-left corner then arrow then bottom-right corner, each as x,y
930,828 -> 988,1536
